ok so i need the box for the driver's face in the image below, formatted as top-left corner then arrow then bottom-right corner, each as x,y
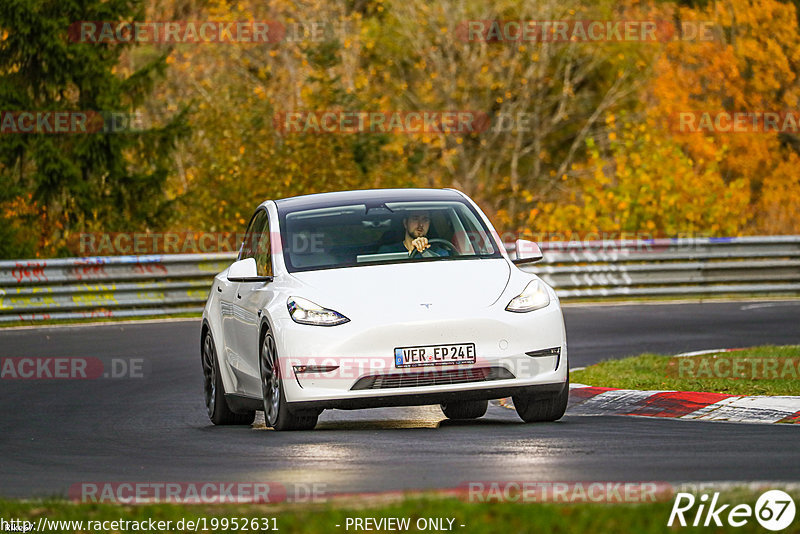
404,213 -> 430,238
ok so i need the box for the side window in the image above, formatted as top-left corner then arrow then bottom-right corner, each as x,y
254,216 -> 273,277
239,210 -> 268,261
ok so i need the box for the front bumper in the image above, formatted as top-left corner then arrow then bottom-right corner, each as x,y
288,382 -> 567,411
274,301 -> 568,406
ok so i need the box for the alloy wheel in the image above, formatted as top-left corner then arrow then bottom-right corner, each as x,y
202,334 -> 216,417
261,334 -> 281,427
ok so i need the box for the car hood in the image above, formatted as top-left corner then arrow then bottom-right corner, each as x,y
288,258 -> 511,317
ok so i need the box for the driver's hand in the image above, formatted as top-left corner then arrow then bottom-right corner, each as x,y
410,237 -> 430,254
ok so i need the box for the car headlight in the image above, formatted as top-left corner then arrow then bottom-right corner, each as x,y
287,297 -> 350,326
505,280 -> 550,313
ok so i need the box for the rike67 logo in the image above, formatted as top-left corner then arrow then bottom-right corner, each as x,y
668,490 -> 796,531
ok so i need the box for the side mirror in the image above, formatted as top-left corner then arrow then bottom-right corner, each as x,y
513,239 -> 544,264
227,258 -> 273,282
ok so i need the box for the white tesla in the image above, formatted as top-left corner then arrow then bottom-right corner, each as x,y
201,188 -> 568,430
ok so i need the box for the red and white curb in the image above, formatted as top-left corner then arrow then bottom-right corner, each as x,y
560,347 -> 800,424
497,347 -> 800,423
567,385 -> 800,424
495,387 -> 800,423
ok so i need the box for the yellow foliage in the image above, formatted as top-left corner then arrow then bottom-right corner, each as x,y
532,120 -> 750,237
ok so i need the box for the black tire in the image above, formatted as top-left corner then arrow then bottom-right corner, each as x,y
440,399 -> 488,420
202,330 -> 256,426
260,331 -> 318,431
512,376 -> 569,423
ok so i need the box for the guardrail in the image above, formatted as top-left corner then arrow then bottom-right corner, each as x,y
1,236 -> 799,323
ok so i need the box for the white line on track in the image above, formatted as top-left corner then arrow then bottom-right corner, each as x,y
740,301 -> 800,310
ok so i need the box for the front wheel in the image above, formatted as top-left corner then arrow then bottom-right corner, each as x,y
440,400 -> 488,420
512,377 -> 569,423
260,332 -> 318,431
202,330 -> 255,426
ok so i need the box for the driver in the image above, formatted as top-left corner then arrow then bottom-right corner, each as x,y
379,210 -> 451,257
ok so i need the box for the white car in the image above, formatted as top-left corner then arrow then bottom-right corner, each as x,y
201,188 -> 568,430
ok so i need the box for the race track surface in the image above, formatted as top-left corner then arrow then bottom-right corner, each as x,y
1,300 -> 799,498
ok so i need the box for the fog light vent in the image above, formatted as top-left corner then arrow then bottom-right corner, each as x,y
525,347 -> 561,358
525,346 -> 562,371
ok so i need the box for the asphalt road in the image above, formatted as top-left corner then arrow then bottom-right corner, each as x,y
1,300 -> 799,499
563,300 -> 800,367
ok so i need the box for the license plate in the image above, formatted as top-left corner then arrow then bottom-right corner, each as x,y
394,343 -> 476,368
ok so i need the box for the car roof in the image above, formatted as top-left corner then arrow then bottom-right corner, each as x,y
273,188 -> 465,213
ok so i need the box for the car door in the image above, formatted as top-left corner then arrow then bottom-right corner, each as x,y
221,209 -> 268,395
217,267 -> 240,374
232,208 -> 275,396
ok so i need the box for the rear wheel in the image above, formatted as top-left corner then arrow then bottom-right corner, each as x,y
440,399 -> 488,420
512,377 -> 569,423
202,330 -> 255,425
260,331 -> 318,431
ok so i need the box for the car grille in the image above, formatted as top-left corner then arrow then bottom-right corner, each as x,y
350,366 -> 515,390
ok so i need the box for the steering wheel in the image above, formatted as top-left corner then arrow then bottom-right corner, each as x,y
408,238 -> 459,258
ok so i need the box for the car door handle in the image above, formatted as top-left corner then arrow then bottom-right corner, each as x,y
217,286 -> 222,293
236,293 -> 242,299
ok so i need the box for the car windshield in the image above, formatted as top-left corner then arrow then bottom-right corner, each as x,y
279,199 -> 501,272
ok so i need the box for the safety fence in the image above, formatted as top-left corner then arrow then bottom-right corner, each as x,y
1,236 -> 798,323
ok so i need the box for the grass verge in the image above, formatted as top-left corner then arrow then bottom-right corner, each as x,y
570,345 -> 800,396
1,490 -> 797,534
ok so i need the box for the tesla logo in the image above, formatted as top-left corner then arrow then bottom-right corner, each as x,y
420,303 -> 433,310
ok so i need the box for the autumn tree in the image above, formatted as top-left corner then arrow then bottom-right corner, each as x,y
0,0 -> 187,257
358,0 -> 652,229
152,0 -> 416,234
532,0 -> 800,237
647,0 -> 800,233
